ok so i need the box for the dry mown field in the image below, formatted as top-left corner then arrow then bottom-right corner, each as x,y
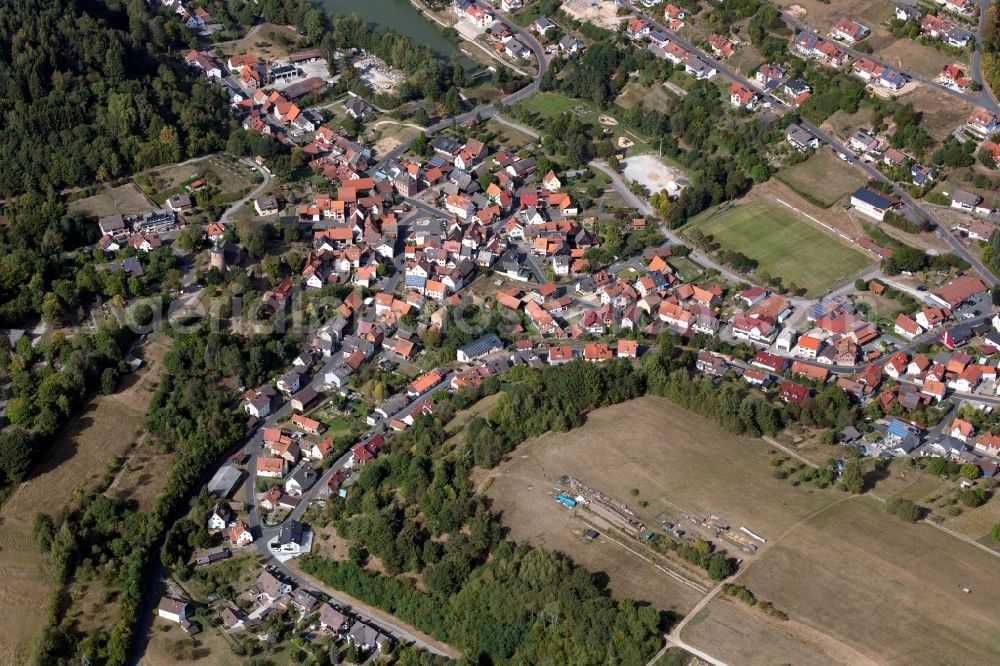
777,149 -> 867,208
484,396 -> 1000,664
729,497 -> 1000,665
896,85 -> 974,142
67,183 -> 153,218
880,39 -> 968,81
0,334 -> 169,664
682,594 -> 872,666
484,397 -> 840,615
776,0 -> 893,38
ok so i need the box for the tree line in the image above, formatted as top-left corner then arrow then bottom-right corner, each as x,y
28,322 -> 287,665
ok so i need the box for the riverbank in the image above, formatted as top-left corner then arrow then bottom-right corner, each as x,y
406,0 -> 532,76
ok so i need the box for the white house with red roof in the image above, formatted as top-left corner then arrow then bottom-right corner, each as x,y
967,108 -> 999,136
729,83 -> 758,109
829,18 -> 868,43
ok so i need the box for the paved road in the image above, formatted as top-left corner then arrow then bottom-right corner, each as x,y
621,1 -> 998,286
973,0 -> 1000,109
219,158 -> 271,225
373,11 -> 548,173
779,13 -> 999,114
230,324 -> 462,655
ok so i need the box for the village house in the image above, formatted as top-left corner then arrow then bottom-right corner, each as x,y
830,18 -> 868,43
250,569 -> 293,603
207,504 -> 232,530
256,456 -> 288,479
729,83 -> 757,109
229,521 -> 254,547
894,314 -> 923,340
850,186 -> 901,221
157,598 -> 188,624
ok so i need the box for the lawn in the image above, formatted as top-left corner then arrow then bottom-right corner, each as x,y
667,256 -> 704,283
512,92 -> 655,154
687,201 -> 873,296
777,150 -> 866,208
482,397 -> 841,615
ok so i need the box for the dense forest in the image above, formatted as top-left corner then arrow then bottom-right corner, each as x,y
0,0 -> 231,197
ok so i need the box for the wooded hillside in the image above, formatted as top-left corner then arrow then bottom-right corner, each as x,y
0,0 -> 230,196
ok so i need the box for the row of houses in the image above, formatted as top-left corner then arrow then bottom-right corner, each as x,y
206,567 -> 393,658
629,21 -> 718,80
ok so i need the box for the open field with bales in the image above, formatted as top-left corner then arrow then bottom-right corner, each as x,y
482,397 -> 841,614
686,200 -> 872,295
777,149 -> 866,207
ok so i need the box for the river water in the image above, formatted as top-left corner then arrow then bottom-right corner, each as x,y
320,0 -> 461,59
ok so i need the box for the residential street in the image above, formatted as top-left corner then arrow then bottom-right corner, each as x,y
620,1 -> 999,287
119,5 -> 1000,665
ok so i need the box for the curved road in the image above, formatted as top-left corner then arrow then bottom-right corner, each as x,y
621,1 -> 997,286
219,159 -> 271,225
373,9 -> 548,171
